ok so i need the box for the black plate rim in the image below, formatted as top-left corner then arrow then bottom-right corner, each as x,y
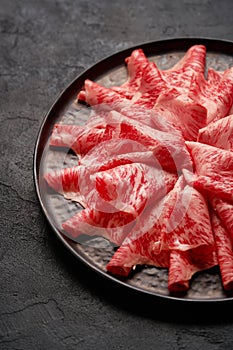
34,37 -> 233,304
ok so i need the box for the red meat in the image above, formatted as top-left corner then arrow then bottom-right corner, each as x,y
168,246 -> 217,292
198,114 -> 233,151
185,141 -> 233,177
61,165 -> 177,245
51,111 -> 192,171
77,79 -> 130,109
107,175 -> 217,284
159,176 -> 216,252
153,94 -> 207,141
132,65 -> 180,109
111,49 -> 149,99
165,45 -> 206,75
62,208 -> 135,245
106,199 -> 171,277
207,68 -> 223,85
188,67 -> 233,123
119,104 -> 176,132
210,196 -> 233,237
50,124 -> 84,151
140,61 -> 165,93
50,122 -> 112,156
162,45 -> 206,92
184,171 -> 233,202
84,163 -> 177,216
44,165 -> 86,205
229,103 -> 233,116
135,45 -> 206,102
184,142 -> 233,201
79,138 -> 163,171
211,211 -> 233,291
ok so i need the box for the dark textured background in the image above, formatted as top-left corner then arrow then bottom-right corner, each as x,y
1,1 -> 233,349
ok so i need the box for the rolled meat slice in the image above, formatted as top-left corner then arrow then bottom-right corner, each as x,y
101,111 -> 193,172
107,175 -> 217,284
159,176 -> 216,252
184,142 -> 233,202
162,45 -> 206,92
44,165 -> 86,205
45,138 -> 178,206
153,94 -> 207,141
165,45 -> 206,75
136,61 -> 167,95
111,49 -> 149,99
106,199 -> 171,277
188,67 -> 233,123
131,63 -> 179,109
49,124 -> 84,151
59,111 -> 192,171
62,208 -> 135,246
168,246 -> 217,293
77,79 -> 130,109
185,141 -> 233,177
60,164 -> 177,245
50,111 -> 192,171
209,196 -> 233,237
183,172 -> 233,202
82,162 -> 176,216
134,45 -> 206,107
198,114 -> 233,151
211,211 -> 233,291
207,68 -> 223,85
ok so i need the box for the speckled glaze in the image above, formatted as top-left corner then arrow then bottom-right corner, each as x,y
35,39 -> 233,302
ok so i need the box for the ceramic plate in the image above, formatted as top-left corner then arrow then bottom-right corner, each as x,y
34,38 -> 233,302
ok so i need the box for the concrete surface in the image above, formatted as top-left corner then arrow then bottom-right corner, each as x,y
1,1 -> 233,349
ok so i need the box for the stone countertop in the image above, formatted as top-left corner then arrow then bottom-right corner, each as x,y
1,1 -> 233,349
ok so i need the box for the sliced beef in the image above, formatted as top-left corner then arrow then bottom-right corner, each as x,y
184,142 -> 233,201
210,196 -> 233,237
211,211 -> 233,291
188,68 -> 233,123
198,114 -> 233,151
62,208 -> 135,245
111,49 -> 149,99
